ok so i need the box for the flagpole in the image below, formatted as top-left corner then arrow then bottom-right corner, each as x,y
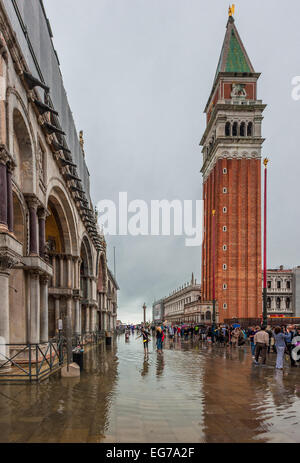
212,209 -> 216,330
263,158 -> 269,326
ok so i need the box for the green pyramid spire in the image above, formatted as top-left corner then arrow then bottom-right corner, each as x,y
213,17 -> 254,83
225,28 -> 251,73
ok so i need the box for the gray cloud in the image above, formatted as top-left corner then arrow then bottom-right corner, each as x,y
44,0 -> 300,323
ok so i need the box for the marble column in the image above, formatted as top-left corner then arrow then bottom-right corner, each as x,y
66,255 -> 72,288
6,163 -> 13,233
38,208 -> 47,259
52,255 -> 57,288
0,271 -> 9,344
85,306 -> 90,333
29,271 -> 40,344
74,257 -> 81,289
40,275 -> 49,343
73,257 -> 78,289
90,277 -> 93,302
0,253 -> 16,364
90,306 -> 95,333
66,297 -> 73,330
74,297 -> 80,335
59,256 -> 64,287
79,303 -> 82,335
54,297 -> 60,331
78,258 -> 82,288
0,58 -> 7,145
0,160 -> 7,228
27,197 -> 39,255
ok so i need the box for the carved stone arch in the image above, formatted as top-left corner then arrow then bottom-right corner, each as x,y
7,88 -> 37,193
46,179 -> 79,255
80,234 -> 94,276
221,151 -> 230,158
241,151 -> 249,158
7,87 -> 37,180
12,183 -> 27,255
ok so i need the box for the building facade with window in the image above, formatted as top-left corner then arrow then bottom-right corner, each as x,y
265,266 -> 297,316
183,300 -> 214,325
293,267 -> 300,318
0,1 -> 117,364
152,299 -> 164,324
160,274 -> 202,324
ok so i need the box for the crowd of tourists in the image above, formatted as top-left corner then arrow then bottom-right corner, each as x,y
128,322 -> 300,370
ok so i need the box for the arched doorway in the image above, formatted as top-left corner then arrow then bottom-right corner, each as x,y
80,236 -> 94,336
46,186 -> 78,339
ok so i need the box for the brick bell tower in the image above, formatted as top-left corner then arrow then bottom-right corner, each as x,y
200,10 -> 266,322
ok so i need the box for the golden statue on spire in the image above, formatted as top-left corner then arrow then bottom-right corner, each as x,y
228,4 -> 235,17
79,130 -> 85,157
79,130 -> 84,149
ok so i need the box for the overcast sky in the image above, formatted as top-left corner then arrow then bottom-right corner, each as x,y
44,0 -> 300,323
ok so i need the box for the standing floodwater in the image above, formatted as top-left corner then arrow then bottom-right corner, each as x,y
0,335 -> 300,443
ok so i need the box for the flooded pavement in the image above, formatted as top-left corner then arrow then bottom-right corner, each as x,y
0,334 -> 300,443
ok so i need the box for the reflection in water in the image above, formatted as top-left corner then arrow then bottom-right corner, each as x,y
156,355 -> 165,377
141,358 -> 149,377
0,336 -> 300,442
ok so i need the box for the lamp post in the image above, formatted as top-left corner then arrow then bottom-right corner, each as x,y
142,303 -> 146,325
263,158 -> 269,327
212,209 -> 216,330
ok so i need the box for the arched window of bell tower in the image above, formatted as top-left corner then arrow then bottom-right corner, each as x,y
232,121 -> 238,136
240,122 -> 246,137
247,122 -> 253,136
225,122 -> 231,136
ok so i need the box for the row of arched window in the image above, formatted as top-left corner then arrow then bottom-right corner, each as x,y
200,311 -> 212,320
225,121 -> 253,137
267,297 -> 291,309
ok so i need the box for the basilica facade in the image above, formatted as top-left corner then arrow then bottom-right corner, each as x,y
0,0 -> 117,361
